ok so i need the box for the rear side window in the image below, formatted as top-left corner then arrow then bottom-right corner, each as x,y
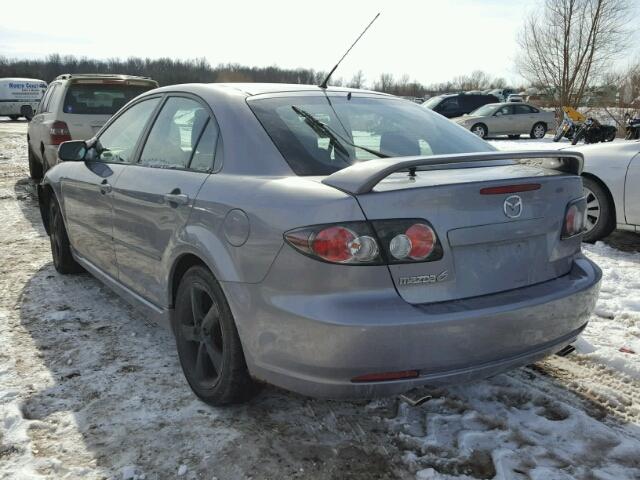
96,97 -> 160,163
63,83 -> 154,115
514,105 -> 533,114
40,84 -> 59,113
190,120 -> 219,172
139,97 -> 210,169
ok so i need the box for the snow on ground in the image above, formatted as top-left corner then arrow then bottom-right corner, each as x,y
0,121 -> 639,479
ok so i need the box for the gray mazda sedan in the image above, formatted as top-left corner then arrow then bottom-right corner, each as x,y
38,83 -> 601,405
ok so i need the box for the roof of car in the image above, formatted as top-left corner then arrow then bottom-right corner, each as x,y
54,73 -> 155,81
151,82 -> 392,98
208,83 -> 391,97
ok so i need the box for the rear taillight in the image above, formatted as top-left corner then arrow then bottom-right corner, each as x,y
49,121 -> 71,145
371,219 -> 443,264
284,219 -> 443,265
285,222 -> 381,265
561,198 -> 587,239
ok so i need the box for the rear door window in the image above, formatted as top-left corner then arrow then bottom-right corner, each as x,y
63,83 -> 154,115
139,97 -> 210,169
496,105 -> 513,116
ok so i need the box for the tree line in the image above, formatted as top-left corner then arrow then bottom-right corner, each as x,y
0,54 -> 510,99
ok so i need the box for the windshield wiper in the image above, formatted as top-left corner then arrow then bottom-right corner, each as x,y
291,105 -> 389,159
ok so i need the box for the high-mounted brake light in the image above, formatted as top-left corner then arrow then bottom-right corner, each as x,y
480,183 -> 541,195
561,198 -> 587,239
49,121 -> 71,145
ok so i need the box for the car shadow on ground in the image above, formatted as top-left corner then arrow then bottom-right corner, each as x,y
11,176 -> 640,479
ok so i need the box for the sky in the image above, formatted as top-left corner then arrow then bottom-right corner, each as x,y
1,0 -> 638,87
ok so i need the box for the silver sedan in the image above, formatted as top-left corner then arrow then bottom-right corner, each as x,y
38,84 -> 600,405
453,102 -> 556,139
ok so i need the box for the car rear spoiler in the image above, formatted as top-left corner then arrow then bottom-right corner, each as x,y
321,150 -> 584,195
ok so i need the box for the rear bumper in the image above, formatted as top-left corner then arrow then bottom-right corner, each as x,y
224,254 -> 601,399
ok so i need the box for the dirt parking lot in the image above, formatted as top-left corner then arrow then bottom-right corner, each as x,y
1,119 -> 640,480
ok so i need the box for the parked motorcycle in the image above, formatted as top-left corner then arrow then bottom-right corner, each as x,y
571,117 -> 617,145
553,106 -> 585,142
553,112 -> 578,142
624,113 -> 640,140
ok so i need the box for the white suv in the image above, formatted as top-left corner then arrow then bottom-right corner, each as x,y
27,74 -> 158,179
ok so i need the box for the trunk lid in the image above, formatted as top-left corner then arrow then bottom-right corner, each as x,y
353,163 -> 584,304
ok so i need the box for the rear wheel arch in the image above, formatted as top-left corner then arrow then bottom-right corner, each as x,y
169,253 -> 212,308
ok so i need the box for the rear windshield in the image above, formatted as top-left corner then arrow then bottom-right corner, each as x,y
63,83 -> 154,115
249,94 -> 494,175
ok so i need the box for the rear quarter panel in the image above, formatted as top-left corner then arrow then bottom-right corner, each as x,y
170,174 -> 366,299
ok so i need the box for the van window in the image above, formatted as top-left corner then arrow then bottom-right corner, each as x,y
63,83 -> 154,115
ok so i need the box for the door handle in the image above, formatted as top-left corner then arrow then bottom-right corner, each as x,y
100,180 -> 112,195
164,192 -> 190,206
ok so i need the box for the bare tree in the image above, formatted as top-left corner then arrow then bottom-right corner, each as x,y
373,73 -> 395,93
347,70 -> 366,88
517,0 -> 631,108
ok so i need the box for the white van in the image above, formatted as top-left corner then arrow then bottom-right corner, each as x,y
0,78 -> 47,120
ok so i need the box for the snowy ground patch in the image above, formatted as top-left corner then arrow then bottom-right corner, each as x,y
1,121 -> 639,479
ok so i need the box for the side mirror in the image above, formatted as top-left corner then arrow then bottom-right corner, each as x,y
58,140 -> 87,161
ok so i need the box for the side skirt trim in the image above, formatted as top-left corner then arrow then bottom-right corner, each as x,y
72,250 -> 172,330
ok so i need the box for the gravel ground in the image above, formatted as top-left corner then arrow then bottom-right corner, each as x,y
1,120 -> 640,480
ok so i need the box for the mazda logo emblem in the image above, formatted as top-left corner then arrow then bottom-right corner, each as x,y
503,195 -> 523,219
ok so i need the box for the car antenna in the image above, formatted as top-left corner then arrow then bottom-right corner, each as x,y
319,12 -> 381,89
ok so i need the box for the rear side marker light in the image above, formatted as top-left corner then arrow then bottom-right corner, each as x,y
480,183 -> 541,195
351,370 -> 419,383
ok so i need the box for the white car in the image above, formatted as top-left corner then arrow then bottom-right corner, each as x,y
27,73 -> 157,179
570,141 -> 640,242
507,94 -> 524,103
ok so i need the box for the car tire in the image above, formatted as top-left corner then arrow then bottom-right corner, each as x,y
508,134 -> 520,139
530,122 -> 547,139
28,145 -> 43,181
8,115 -> 20,121
471,123 -> 487,139
173,265 -> 258,406
49,197 -> 83,274
582,177 -> 615,243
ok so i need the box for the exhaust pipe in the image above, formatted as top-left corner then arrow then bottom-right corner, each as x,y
556,344 -> 576,357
